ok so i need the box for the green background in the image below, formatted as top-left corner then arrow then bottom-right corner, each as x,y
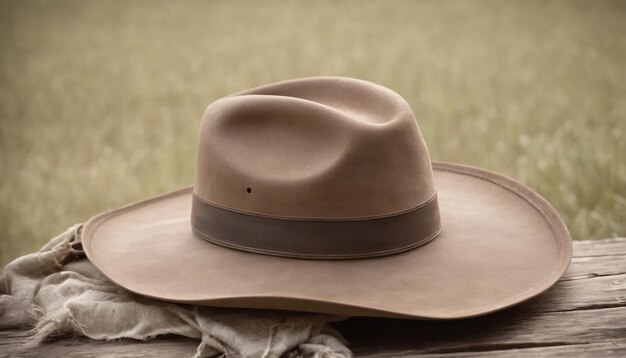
1,0 -> 625,266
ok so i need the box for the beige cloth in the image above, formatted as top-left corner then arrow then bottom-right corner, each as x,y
0,225 -> 352,358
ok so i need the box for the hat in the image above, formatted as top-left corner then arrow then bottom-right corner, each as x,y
82,77 -> 572,319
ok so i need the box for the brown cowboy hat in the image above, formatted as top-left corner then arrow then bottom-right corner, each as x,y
82,77 -> 572,319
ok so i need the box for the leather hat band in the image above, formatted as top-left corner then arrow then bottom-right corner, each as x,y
191,194 -> 442,260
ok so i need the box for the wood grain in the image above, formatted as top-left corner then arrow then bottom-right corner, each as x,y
2,238 -> 625,357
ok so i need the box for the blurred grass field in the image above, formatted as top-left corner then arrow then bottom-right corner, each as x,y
1,0 -> 625,266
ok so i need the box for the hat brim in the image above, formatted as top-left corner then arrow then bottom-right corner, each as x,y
82,162 -> 572,319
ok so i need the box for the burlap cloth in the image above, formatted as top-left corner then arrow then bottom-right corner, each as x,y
0,225 -> 353,357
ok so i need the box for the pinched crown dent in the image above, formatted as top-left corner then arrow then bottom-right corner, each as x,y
194,77 -> 436,219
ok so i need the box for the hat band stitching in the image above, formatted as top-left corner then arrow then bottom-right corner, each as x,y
191,194 -> 442,260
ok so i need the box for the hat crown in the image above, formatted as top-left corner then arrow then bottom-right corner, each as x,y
194,77 -> 436,219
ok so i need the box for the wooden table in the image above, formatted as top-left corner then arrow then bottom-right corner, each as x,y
2,238 -> 625,357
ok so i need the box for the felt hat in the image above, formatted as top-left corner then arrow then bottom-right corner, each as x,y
82,77 -> 572,319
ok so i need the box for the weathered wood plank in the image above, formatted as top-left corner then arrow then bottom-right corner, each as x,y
338,306 -> 626,356
563,254 -> 626,279
513,273 -> 626,313
572,237 -> 626,257
1,238 -> 625,357
360,342 -> 626,358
